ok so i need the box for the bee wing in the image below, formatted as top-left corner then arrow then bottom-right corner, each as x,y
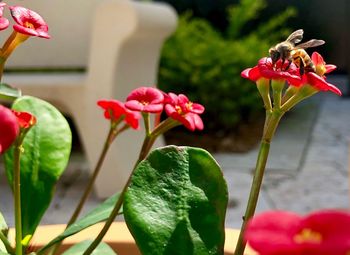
286,29 -> 304,44
296,39 -> 325,49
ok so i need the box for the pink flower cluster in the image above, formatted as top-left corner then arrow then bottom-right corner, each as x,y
0,3 -> 49,38
98,87 -> 205,131
242,52 -> 341,96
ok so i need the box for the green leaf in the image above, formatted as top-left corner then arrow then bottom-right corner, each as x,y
62,240 -> 117,255
124,146 -> 228,255
41,193 -> 121,251
0,83 -> 21,100
0,242 -> 6,253
0,252 -> 10,255
4,96 -> 72,239
0,213 -> 8,237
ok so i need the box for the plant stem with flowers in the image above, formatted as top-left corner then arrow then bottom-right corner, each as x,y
83,87 -> 205,254
49,100 -> 141,255
12,113 -> 36,255
234,52 -> 342,255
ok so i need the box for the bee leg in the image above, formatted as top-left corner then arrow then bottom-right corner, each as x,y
293,56 -> 305,75
299,57 -> 306,75
285,60 -> 292,71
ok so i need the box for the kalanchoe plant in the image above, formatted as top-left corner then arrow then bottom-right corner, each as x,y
0,3 -> 348,255
0,4 -> 228,254
234,29 -> 344,255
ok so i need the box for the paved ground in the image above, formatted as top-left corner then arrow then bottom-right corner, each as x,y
0,75 -> 349,229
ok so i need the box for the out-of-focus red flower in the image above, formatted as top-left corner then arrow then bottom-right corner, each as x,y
97,99 -> 140,129
0,3 -> 9,31
245,210 -> 350,255
0,105 -> 19,154
9,6 -> 50,39
164,93 -> 204,131
12,110 -> 36,129
125,87 -> 164,113
241,57 -> 301,86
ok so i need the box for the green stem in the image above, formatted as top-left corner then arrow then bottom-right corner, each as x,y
82,134 -> 156,255
143,113 -> 151,136
0,231 -> 15,254
234,112 -> 282,255
281,86 -> 298,105
82,117 -> 180,254
68,126 -> 117,224
13,141 -> 23,255
0,58 -> 5,83
256,79 -> 272,112
0,31 -> 29,82
49,126 -> 119,255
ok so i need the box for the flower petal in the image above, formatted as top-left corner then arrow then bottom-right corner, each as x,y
0,17 -> 9,30
311,52 -> 324,66
97,99 -> 126,120
124,109 -> 141,130
12,110 -> 36,129
305,73 -> 342,96
191,103 -> 205,114
126,87 -> 164,113
241,66 -> 261,82
325,64 -> 336,74
10,6 -> 50,39
245,211 -> 303,254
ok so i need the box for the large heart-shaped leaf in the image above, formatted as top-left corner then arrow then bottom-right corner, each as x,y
40,192 -> 121,252
62,240 -> 117,255
124,146 -> 228,255
4,96 -> 72,239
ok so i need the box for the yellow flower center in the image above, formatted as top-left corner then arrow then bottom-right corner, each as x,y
315,64 -> 327,76
294,228 -> 322,244
24,21 -> 35,29
185,102 -> 193,111
175,105 -> 183,114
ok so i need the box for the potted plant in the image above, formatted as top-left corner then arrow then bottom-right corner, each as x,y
0,3 -> 348,255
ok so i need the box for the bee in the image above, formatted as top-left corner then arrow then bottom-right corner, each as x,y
269,29 -> 325,75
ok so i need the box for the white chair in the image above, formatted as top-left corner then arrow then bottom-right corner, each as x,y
3,0 -> 177,198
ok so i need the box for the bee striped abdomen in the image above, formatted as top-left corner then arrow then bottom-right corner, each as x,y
291,49 -> 315,73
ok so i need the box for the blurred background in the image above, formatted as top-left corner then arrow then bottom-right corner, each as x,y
153,0 -> 350,152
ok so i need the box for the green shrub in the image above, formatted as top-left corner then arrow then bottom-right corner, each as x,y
158,0 -> 296,132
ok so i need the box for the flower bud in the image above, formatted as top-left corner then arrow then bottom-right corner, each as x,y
0,104 -> 19,153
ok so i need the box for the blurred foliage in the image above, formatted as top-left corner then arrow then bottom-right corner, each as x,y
158,0 -> 296,132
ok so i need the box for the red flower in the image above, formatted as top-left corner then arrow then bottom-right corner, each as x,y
241,57 -> 301,86
245,210 -> 350,255
9,6 -> 50,39
164,93 -> 204,131
311,52 -> 336,77
301,72 -> 341,96
0,105 -> 19,154
12,110 -> 36,129
125,87 -> 164,113
97,99 -> 140,129
0,3 -> 9,31
293,52 -> 341,96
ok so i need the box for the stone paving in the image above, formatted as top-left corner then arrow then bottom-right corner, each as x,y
0,75 -> 349,229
